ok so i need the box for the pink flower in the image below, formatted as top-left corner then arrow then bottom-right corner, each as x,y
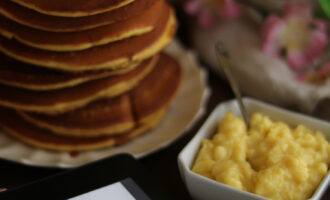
184,0 -> 242,28
260,2 -> 328,70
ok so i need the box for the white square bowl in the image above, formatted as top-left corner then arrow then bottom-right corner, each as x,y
178,97 -> 330,200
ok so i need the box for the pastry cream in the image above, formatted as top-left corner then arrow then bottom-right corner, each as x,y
192,112 -> 330,200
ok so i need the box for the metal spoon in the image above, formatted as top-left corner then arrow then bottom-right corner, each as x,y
215,42 -> 250,127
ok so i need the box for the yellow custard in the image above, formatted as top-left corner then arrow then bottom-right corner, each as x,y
192,112 -> 330,200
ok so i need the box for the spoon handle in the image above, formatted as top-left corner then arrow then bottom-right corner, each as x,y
215,42 -> 249,127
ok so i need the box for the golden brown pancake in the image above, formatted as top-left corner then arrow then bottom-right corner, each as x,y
0,0 -> 156,32
0,53 -> 140,90
0,0 -> 164,51
0,5 -> 176,71
130,54 -> 183,124
0,106 -> 166,151
18,54 -> 182,137
0,55 -> 158,114
20,95 -> 136,137
9,0 -> 133,17
0,54 -> 182,151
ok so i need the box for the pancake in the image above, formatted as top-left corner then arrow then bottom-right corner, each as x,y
0,55 -> 158,114
20,95 -> 136,137
18,54 -> 182,137
0,0 -> 156,32
129,54 -> 183,124
0,106 -> 166,151
0,0 -> 164,51
0,5 -> 176,71
9,0 -> 133,17
0,53 -> 140,90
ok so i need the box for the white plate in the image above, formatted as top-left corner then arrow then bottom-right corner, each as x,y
178,98 -> 330,200
0,40 -> 210,168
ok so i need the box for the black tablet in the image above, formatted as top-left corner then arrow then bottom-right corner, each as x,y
0,154 -> 173,200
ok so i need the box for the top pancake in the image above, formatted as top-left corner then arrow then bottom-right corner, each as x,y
0,0 -> 156,32
0,4 -> 176,71
9,0 -> 133,17
0,0 -> 163,51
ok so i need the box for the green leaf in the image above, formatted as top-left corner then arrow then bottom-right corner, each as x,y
319,0 -> 330,17
314,10 -> 328,19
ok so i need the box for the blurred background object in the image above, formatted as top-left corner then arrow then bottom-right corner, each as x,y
171,0 -> 330,117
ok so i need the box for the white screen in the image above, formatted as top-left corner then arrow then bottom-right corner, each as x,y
68,181 -> 135,200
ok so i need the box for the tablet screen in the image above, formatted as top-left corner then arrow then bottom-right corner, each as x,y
69,178 -> 150,200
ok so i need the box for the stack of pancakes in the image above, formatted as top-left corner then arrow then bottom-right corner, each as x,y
0,0 -> 182,151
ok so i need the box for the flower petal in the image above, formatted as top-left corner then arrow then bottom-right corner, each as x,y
288,26 -> 328,70
287,29 -> 327,70
260,15 -> 284,38
260,15 -> 286,57
313,20 -> 327,32
287,50 -> 308,69
304,30 -> 328,61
